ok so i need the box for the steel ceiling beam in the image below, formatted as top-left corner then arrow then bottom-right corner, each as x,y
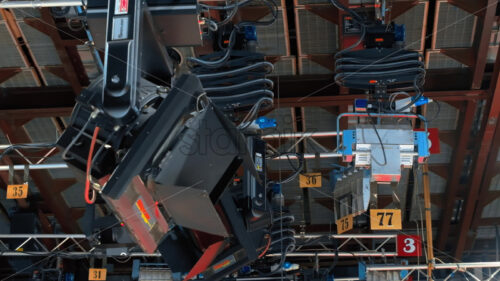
0,85 -> 489,120
455,117 -> 500,258
276,89 -> 487,107
440,48 -> 475,67
447,0 -> 488,16
304,4 -> 339,24
0,68 -> 22,84
454,46 -> 500,259
471,0 -> 498,89
0,8 -> 43,86
468,129 -> 500,238
436,101 -> 476,250
0,86 -> 75,119
387,0 -> 419,19
23,8 -> 89,94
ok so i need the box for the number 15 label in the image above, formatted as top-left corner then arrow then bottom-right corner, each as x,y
369,209 -> 402,230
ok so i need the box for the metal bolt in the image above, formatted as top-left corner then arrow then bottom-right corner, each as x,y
111,75 -> 120,84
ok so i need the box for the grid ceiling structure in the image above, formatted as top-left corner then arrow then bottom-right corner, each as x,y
0,0 -> 499,266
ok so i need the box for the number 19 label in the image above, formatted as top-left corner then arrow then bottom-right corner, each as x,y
369,209 -> 402,230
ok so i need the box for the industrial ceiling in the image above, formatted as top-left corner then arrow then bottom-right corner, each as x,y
0,0 -> 499,279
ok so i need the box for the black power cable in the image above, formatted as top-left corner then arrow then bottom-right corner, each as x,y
366,113 -> 387,167
0,143 -> 57,162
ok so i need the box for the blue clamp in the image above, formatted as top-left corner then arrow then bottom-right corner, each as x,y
272,183 -> 282,194
394,24 -> 406,42
414,96 -> 431,107
64,273 -> 75,281
354,99 -> 368,112
255,116 -> 277,129
244,25 -> 257,41
414,131 -> 429,159
358,262 -> 366,280
240,266 -> 251,274
341,130 -> 355,157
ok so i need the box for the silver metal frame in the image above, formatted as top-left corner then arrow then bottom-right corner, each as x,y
0,0 -> 84,8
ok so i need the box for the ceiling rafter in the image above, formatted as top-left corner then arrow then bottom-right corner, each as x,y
0,8 -> 43,86
23,8 -> 89,93
454,43 -> 500,259
436,101 -> 476,250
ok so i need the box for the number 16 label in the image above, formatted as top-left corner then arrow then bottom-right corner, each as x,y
369,209 -> 402,230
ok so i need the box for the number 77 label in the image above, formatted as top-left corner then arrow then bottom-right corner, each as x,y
369,209 -> 402,230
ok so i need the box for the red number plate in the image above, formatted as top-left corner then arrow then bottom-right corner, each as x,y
397,235 -> 422,257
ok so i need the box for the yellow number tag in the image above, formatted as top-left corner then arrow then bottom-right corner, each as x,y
89,268 -> 107,281
370,209 -> 402,230
336,214 -> 354,234
299,173 -> 322,188
6,184 -> 28,199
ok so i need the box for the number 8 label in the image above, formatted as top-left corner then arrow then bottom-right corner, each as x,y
397,235 -> 422,257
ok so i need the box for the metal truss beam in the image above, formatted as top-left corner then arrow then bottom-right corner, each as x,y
0,121 -> 81,234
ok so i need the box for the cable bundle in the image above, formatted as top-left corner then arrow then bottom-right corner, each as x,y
268,212 -> 295,255
190,50 -> 275,128
334,49 -> 425,92
328,0 -> 427,112
199,0 -> 278,32
254,210 -> 296,276
190,0 -> 278,128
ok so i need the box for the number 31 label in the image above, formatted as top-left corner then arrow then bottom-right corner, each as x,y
89,268 -> 107,280
397,235 -> 422,257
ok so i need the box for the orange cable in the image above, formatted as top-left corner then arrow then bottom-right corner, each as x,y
85,126 -> 100,204
258,234 -> 271,259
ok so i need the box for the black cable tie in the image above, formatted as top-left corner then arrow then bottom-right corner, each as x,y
23,165 -> 29,184
8,164 -> 14,185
